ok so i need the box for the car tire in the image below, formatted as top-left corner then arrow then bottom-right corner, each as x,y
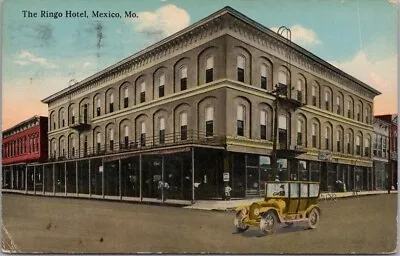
307,208 -> 320,229
234,212 -> 249,233
260,211 -> 278,235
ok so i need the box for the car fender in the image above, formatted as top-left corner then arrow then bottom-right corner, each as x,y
259,207 -> 283,223
305,205 -> 321,217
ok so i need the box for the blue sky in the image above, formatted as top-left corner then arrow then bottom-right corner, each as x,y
2,0 -> 398,129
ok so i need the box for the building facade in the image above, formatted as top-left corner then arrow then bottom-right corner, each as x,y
15,7 -> 380,201
2,116 -> 48,189
372,116 -> 390,190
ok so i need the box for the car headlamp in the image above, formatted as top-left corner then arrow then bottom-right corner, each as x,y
254,208 -> 260,216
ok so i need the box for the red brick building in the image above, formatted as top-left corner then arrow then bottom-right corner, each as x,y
2,116 -> 48,189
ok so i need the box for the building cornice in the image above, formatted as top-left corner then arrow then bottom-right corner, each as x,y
42,6 -> 380,105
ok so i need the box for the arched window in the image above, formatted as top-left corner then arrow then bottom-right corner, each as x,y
96,97 -> 101,117
278,71 -> 287,85
206,56 -> 214,83
260,110 -> 267,140
180,66 -> 187,91
159,74 -> 165,97
109,128 -> 114,151
109,93 -> 114,113
336,96 -> 341,115
237,55 -> 245,82
364,137 -> 370,157
159,118 -> 165,144
61,110 -> 65,127
297,120 -> 303,145
205,107 -> 214,137
96,132 -> 101,153
140,122 -> 146,146
336,130 -> 342,152
124,88 -> 129,108
124,125 -> 129,148
71,137 -> 75,157
296,79 -> 303,102
325,127 -> 330,150
140,82 -> 146,103
278,115 -> 288,147
324,90 -> 331,111
180,112 -> 188,140
71,107 -> 75,124
260,64 -> 267,89
356,135 -> 361,155
311,85 -> 317,106
237,105 -> 245,136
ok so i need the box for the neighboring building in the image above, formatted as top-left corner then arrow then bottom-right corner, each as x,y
372,116 -> 390,190
2,116 -> 48,189
375,114 -> 398,190
20,7 -> 380,201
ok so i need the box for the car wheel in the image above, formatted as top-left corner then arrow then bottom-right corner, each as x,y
234,212 -> 249,233
260,211 -> 278,235
307,208 -> 320,229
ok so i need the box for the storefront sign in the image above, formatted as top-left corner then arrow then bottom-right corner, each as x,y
223,172 -> 230,182
318,152 -> 332,161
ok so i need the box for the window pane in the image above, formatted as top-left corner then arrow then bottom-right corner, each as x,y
160,118 -> 165,130
260,110 -> 266,125
237,106 -> 244,121
141,82 -> 145,92
278,71 -> 287,84
181,66 -> 187,78
206,107 -> 213,121
181,113 -> 187,126
206,69 -> 213,83
206,56 -> 214,69
261,65 -> 267,77
206,120 -> 213,137
159,74 -> 165,85
278,115 -> 287,129
237,55 -> 245,69
180,78 -> 187,91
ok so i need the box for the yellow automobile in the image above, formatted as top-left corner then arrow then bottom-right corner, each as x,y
234,181 -> 321,235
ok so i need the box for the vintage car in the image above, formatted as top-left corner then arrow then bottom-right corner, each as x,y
234,181 -> 321,235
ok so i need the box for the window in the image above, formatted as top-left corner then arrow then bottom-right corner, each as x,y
61,111 -> 65,127
206,56 -> 214,83
296,80 -> 303,102
109,128 -> 114,151
364,138 -> 370,157
124,88 -> 129,108
347,100 -> 352,118
366,108 -> 370,124
140,82 -> 145,103
159,74 -> 165,97
205,107 -> 214,137
71,108 -> 75,124
180,113 -> 188,140
336,130 -> 341,152
325,91 -> 330,111
140,122 -> 146,146
260,110 -> 267,140
180,67 -> 187,91
325,127 -> 330,150
96,98 -> 101,117
356,136 -> 361,155
297,120 -> 302,145
109,93 -> 114,113
357,105 -> 361,121
336,96 -> 340,114
159,118 -> 165,144
347,133 -> 351,154
237,55 -> 245,82
261,65 -> 267,89
278,71 -> 287,85
71,138 -> 75,157
237,105 -> 244,136
96,132 -> 101,154
312,124 -> 317,148
278,115 -> 287,148
312,85 -> 317,106
124,126 -> 129,149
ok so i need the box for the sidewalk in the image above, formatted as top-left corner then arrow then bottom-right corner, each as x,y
183,190 -> 398,211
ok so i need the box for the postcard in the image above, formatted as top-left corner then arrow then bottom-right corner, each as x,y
1,0 -> 398,254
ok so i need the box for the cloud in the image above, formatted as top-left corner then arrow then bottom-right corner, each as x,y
15,50 -> 58,69
270,25 -> 322,48
128,5 -> 190,40
83,62 -> 92,68
329,51 -> 397,115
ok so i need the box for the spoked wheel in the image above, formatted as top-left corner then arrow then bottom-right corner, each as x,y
260,211 -> 278,235
307,208 -> 320,229
234,212 -> 249,233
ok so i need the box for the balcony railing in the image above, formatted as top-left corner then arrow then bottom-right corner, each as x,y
48,130 -> 225,161
69,116 -> 91,132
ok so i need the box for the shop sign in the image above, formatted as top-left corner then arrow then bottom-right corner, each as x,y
318,152 -> 332,161
223,172 -> 230,182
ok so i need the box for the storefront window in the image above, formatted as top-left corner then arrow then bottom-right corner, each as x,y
310,162 -> 320,182
299,160 -> 308,181
277,158 -> 288,181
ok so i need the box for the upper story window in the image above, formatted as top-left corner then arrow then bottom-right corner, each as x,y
356,105 -> 361,121
124,125 -> 129,148
278,71 -> 287,85
71,108 -> 75,124
71,137 -> 75,157
278,115 -> 287,147
364,138 -> 370,157
297,120 -> 303,145
356,135 -> 361,155
336,130 -> 341,152
260,110 -> 267,140
347,100 -> 352,118
206,56 -> 214,83
140,122 -> 146,146
365,107 -> 371,124
237,105 -> 244,136
311,85 -> 317,106
312,123 -> 317,148
296,80 -> 303,102
61,111 -> 65,127
180,112 -> 188,140
109,93 -> 114,113
261,64 -> 267,90
140,82 -> 146,103
96,132 -> 101,153
96,98 -> 101,117
347,133 -> 351,154
237,55 -> 245,82
124,87 -> 129,108
205,107 -> 214,137
180,67 -> 187,91
325,127 -> 330,150
159,117 -> 165,144
324,90 -> 330,111
159,74 -> 165,97
336,96 -> 341,115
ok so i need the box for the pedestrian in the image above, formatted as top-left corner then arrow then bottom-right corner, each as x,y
224,184 -> 232,200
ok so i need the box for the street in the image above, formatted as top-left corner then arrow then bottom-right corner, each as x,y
2,193 -> 397,254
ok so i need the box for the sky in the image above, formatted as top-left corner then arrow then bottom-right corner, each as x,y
1,0 -> 398,130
